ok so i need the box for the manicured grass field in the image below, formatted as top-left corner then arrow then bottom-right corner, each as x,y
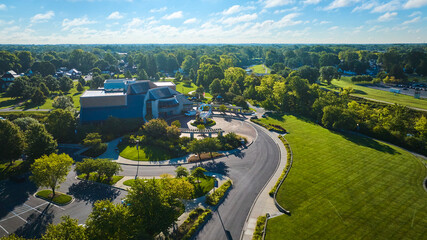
36,190 -> 73,205
259,115 -> 427,240
323,77 -> 427,110
78,173 -> 124,185
0,82 -> 89,110
250,64 -> 271,74
119,144 -> 181,161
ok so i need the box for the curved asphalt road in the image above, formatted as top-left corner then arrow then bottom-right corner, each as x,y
195,124 -> 280,240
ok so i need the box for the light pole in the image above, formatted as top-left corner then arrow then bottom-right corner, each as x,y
135,139 -> 140,179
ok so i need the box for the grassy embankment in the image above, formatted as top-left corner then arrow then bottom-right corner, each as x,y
258,115 -> 427,239
249,64 -> 271,74
322,77 -> 427,110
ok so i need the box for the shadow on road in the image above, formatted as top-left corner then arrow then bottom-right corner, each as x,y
14,204 -> 54,239
0,180 -> 37,219
67,181 -> 121,204
194,161 -> 229,176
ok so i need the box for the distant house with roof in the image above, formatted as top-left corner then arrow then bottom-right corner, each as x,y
79,79 -> 192,123
1,70 -> 21,91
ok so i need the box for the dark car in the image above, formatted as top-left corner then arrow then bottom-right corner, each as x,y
250,115 -> 258,120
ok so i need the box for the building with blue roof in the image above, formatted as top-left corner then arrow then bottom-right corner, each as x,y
79,79 -> 193,123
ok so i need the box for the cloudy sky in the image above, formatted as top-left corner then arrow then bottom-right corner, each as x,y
0,0 -> 426,44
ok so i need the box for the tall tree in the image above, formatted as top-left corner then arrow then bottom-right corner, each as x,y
202,137 -> 220,160
42,216 -> 87,240
16,51 -> 34,72
319,66 -> 340,84
30,153 -> 74,196
25,123 -> 57,160
0,120 -> 25,164
59,77 -> 73,92
45,109 -> 76,143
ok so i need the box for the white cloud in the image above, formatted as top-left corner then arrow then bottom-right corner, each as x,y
150,7 -> 167,13
222,13 -> 258,25
264,0 -> 294,8
303,0 -> 321,4
184,18 -> 197,24
402,16 -> 421,24
371,0 -> 400,13
107,11 -> 124,20
31,11 -> 55,23
378,12 -> 397,21
126,18 -> 145,28
62,16 -> 96,30
162,11 -> 183,20
0,4 -> 6,10
404,0 -> 427,8
329,26 -> 339,30
274,7 -> 298,14
352,2 -> 376,12
275,12 -> 303,27
409,11 -> 422,17
223,5 -> 242,15
324,0 -> 360,10
320,20 -> 330,24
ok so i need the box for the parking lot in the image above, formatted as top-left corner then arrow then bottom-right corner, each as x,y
0,195 -> 64,238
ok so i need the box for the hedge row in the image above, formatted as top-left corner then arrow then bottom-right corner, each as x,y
269,135 -> 291,196
252,215 -> 267,240
250,119 -> 287,134
182,209 -> 212,240
205,180 -> 232,206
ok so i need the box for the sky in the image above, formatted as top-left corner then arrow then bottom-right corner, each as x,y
0,0 -> 426,44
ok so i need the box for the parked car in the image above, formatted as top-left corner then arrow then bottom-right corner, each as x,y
251,115 -> 258,120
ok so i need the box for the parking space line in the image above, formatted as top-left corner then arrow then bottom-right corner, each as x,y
0,224 -> 9,235
12,212 -> 27,223
24,204 -> 42,214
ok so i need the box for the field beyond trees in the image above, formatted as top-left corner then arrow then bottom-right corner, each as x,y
259,115 -> 427,240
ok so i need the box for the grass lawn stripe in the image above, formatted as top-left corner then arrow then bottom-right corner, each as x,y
260,115 -> 427,240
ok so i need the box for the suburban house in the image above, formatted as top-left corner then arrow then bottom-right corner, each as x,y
79,79 -> 193,123
54,68 -> 82,79
1,70 -> 20,91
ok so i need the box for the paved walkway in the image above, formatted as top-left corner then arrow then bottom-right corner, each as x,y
240,123 -> 288,240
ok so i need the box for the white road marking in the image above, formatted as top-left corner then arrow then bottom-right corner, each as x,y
0,224 -> 9,234
11,212 -> 27,223
24,204 -> 42,214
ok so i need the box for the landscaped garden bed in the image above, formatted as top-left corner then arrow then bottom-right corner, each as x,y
188,152 -> 224,163
190,118 -> 216,127
205,179 -> 232,206
35,190 -> 73,205
171,208 -> 212,240
78,172 -> 124,185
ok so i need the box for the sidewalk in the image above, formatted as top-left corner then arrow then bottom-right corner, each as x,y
240,125 -> 288,240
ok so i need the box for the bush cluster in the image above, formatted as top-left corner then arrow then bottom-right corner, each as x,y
217,132 -> 246,150
351,75 -> 373,82
269,136 -> 292,196
252,215 -> 267,240
181,209 -> 212,240
251,119 -> 287,134
205,180 -> 232,206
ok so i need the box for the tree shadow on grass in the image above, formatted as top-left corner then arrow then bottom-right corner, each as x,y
0,179 -> 37,219
339,132 -> 399,155
67,181 -> 121,205
14,204 -> 54,239
353,89 -> 367,95
193,161 -> 230,176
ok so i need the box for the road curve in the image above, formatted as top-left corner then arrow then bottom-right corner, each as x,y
194,124 -> 280,240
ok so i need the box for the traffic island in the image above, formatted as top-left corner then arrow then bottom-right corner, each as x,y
35,190 -> 73,206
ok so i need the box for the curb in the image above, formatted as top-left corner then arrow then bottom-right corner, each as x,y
75,176 -> 127,191
33,191 -> 74,206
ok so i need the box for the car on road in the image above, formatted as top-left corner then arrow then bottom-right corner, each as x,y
250,115 -> 258,120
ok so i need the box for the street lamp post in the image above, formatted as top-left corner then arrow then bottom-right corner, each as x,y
135,140 -> 140,179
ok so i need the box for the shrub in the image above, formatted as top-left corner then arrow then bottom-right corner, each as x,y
205,180 -> 232,206
269,136 -> 292,196
181,209 -> 212,240
252,215 -> 267,240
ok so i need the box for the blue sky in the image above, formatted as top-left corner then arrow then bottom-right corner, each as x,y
0,0 -> 426,44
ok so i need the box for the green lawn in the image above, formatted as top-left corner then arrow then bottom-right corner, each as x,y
175,81 -> 197,95
259,115 -> 427,240
119,144 -> 180,161
0,82 -> 89,110
36,190 -> 73,205
250,64 -> 271,74
323,77 -> 427,110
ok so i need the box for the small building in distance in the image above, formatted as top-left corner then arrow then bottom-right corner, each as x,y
79,79 -> 192,123
1,70 -> 20,91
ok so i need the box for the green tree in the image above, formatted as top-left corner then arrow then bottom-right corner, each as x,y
195,86 -> 204,99
52,96 -> 74,110
319,66 -> 340,84
233,95 -> 248,109
25,123 -> 57,160
39,82 -> 50,97
42,216 -> 87,240
75,158 -> 99,180
175,166 -> 189,178
202,137 -> 220,160
16,51 -> 34,72
219,104 -> 227,114
191,167 -> 207,184
137,69 -> 148,80
30,153 -> 74,197
59,77 -> 73,92
13,117 -> 39,131
295,65 -> 319,84
171,120 -> 181,128
209,78 -> 222,95
31,61 -> 55,76
44,75 -> 60,91
85,200 -> 131,240
90,75 -> 104,89
124,70 -> 132,79
45,109 -> 76,143
96,159 -> 122,182
76,82 -> 84,92
188,139 -> 206,161
0,51 -> 20,73
78,76 -> 86,87
126,179 -> 177,237
415,115 -> 427,140
6,76 -> 30,98
31,88 -> 47,106
0,120 -> 25,164
91,67 -> 102,75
